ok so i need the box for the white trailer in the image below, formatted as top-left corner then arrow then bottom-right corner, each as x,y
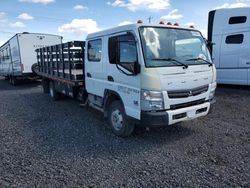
36,22 -> 217,137
0,32 -> 62,85
208,7 -> 250,85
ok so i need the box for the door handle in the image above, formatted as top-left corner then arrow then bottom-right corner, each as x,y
107,75 -> 114,82
87,72 -> 91,78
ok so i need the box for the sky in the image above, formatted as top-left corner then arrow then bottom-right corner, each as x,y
0,0 -> 250,45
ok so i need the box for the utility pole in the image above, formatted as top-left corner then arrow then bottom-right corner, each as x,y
147,16 -> 153,23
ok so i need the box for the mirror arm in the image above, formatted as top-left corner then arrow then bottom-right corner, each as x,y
134,58 -> 140,75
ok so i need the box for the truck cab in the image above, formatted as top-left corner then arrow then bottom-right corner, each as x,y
85,23 -> 216,137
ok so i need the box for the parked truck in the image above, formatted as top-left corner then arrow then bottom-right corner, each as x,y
208,7 -> 250,85
36,22 -> 217,137
0,32 -> 62,85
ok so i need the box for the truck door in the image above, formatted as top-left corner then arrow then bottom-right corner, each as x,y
219,31 -> 248,84
85,38 -> 106,96
105,32 -> 141,119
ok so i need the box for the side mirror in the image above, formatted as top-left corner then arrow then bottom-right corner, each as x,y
205,40 -> 215,54
133,60 -> 141,75
108,37 -> 118,64
108,33 -> 140,75
207,40 -> 215,46
203,38 -> 215,46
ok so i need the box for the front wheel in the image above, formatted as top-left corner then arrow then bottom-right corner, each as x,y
108,101 -> 135,137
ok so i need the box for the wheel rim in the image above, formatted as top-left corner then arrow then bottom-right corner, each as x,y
111,109 -> 123,131
49,84 -> 54,98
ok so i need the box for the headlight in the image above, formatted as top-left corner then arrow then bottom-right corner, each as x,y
209,90 -> 215,99
141,90 -> 164,111
209,82 -> 217,100
212,65 -> 217,83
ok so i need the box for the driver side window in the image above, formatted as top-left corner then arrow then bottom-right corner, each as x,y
108,33 -> 138,73
119,41 -> 137,70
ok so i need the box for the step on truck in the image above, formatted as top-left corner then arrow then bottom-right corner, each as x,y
36,22 -> 217,137
0,32 -> 62,85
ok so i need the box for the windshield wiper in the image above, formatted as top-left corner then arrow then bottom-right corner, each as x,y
185,57 -> 213,67
151,58 -> 188,69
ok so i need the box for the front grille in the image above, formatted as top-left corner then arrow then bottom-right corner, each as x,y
170,99 -> 206,110
168,85 -> 209,98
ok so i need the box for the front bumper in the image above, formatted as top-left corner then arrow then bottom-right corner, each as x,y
208,97 -> 216,113
141,101 -> 213,127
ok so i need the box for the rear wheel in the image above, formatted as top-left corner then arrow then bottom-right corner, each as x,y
108,101 -> 135,137
9,76 -> 18,86
31,63 -> 39,74
42,79 -> 50,93
49,81 -> 60,100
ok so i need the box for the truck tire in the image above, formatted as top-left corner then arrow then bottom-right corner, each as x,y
9,76 -> 18,86
42,79 -> 50,93
31,63 -> 39,74
108,100 -> 135,137
49,81 -> 60,100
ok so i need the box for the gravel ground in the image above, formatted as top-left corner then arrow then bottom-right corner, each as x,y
0,77 -> 249,187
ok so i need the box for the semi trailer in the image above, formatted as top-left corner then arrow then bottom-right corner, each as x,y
0,32 -> 62,85
208,7 -> 250,85
36,22 -> 217,137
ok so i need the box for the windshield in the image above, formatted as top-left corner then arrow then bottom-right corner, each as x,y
139,27 -> 212,67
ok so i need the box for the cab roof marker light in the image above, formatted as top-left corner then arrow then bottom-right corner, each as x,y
173,22 -> 179,26
137,20 -> 143,24
189,25 -> 195,28
159,21 -> 165,24
166,22 -> 172,25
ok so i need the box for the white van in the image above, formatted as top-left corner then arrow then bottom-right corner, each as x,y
0,33 -> 62,85
208,7 -> 250,85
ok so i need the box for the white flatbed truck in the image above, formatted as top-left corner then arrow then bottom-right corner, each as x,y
36,22 -> 217,137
